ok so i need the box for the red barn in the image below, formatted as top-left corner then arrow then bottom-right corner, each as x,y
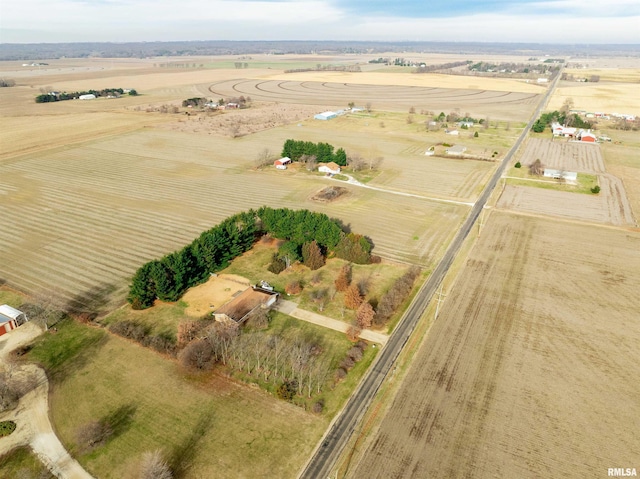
0,305 -> 28,336
579,130 -> 597,142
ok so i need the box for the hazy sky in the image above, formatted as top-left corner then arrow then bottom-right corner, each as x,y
2,0 -> 639,43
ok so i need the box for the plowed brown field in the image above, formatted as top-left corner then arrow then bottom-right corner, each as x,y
519,137 -> 606,173
497,173 -> 635,226
349,211 -> 640,478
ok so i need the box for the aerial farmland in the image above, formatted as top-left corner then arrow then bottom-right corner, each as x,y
1,49 -> 639,479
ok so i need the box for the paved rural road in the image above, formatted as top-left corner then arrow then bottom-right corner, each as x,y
298,69 -> 563,479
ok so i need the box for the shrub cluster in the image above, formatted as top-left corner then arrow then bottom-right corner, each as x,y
0,420 -> 16,437
182,97 -> 207,107
374,266 -> 421,326
109,321 -> 176,355
336,341 -> 367,379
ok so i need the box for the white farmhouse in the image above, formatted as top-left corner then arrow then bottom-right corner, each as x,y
318,162 -> 341,175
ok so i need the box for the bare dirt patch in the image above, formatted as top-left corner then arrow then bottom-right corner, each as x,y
349,211 -> 640,478
158,102 -> 322,137
181,274 -> 251,318
311,186 -> 350,203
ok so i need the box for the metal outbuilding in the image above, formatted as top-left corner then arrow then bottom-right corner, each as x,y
314,111 -> 337,121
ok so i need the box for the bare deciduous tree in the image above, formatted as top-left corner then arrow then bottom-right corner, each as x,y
139,450 -> 172,479
255,148 -> 274,169
529,158 -> 544,176
369,156 -> 384,170
346,324 -> 361,342
20,291 -> 66,330
347,152 -> 366,172
76,420 -> 112,452
228,121 -> 241,138
300,154 -> 317,171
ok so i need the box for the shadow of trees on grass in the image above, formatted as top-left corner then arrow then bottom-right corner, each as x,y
168,409 -> 215,478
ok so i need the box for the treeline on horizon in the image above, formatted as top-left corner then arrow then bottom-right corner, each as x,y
3,41 -> 637,61
128,207 -> 372,309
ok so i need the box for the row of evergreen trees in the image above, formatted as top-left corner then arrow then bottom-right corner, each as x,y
128,207 -> 370,310
281,139 -> 347,166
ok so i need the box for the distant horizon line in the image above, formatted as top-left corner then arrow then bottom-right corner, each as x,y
2,40 -> 639,46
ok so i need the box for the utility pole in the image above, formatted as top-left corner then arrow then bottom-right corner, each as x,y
434,283 -> 446,319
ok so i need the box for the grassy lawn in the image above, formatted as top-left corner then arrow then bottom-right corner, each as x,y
23,313 -> 377,478
101,300 -> 189,340
505,169 -> 599,194
0,288 -> 25,308
0,446 -> 54,479
26,319 -> 328,479
28,319 -> 106,381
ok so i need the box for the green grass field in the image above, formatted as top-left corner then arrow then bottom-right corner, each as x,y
25,311 -> 376,479
0,446 -> 54,479
0,289 -> 24,308
26,320 -> 324,479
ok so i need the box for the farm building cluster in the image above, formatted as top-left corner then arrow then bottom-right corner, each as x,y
273,157 -> 341,175
0,304 -> 28,336
313,107 -> 364,121
551,122 -> 598,142
569,109 -> 636,122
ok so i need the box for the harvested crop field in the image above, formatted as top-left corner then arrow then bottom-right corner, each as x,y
497,174 -> 634,226
518,138 -> 606,173
0,129 -> 466,308
548,81 -> 640,113
349,211 -> 640,479
205,79 -> 541,120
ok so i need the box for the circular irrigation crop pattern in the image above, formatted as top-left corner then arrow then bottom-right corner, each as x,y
207,79 -> 540,118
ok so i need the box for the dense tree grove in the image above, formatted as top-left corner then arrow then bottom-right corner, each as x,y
128,207 -> 367,309
35,88 -> 136,103
281,140 -> 348,166
128,211 -> 258,309
179,322 -> 333,400
182,97 -> 207,107
532,110 -> 593,133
